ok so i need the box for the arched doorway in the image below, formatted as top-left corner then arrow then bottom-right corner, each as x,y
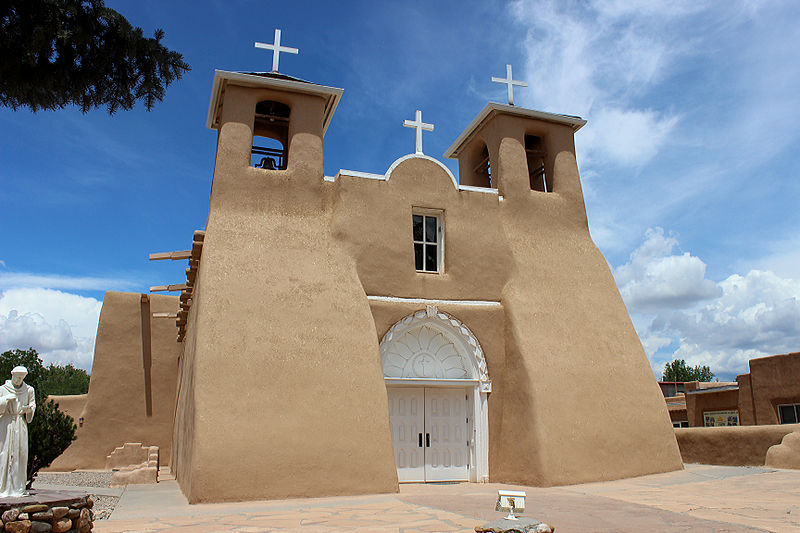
380,306 -> 490,482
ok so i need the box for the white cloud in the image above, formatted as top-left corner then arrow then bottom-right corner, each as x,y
0,272 -> 137,291
614,228 -> 720,312
0,288 -> 101,370
617,229 -> 800,378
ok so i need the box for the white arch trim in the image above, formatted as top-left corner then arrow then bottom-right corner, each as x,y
327,153 -> 461,190
379,306 -> 491,392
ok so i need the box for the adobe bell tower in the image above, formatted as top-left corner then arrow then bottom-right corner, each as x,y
170,34 -> 398,503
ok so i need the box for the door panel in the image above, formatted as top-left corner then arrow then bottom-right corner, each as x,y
387,387 -> 470,482
424,388 -> 469,481
387,387 -> 425,482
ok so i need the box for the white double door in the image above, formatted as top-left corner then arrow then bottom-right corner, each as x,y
387,387 -> 470,482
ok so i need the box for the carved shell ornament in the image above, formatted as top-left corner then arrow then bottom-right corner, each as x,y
380,307 -> 491,391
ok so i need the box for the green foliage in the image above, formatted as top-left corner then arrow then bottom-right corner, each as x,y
0,0 -> 190,113
0,348 -> 77,488
662,358 -> 715,382
40,364 -> 90,396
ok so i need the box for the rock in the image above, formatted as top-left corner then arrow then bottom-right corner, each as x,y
475,516 -> 555,533
66,509 -> 79,520
30,511 -> 53,522
17,513 -> 29,520
51,518 -> 72,533
30,521 -> 52,533
2,508 -> 20,522
51,508 -> 69,520
20,506 -> 47,515
4,520 -> 32,533
84,498 -> 93,510
77,508 -> 90,528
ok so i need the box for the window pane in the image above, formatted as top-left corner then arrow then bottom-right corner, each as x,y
414,243 -> 424,270
779,405 -> 797,424
425,244 -> 438,272
425,216 -> 437,243
413,215 -> 423,242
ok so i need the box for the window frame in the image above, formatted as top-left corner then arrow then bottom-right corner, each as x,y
777,403 -> 800,424
412,208 -> 444,274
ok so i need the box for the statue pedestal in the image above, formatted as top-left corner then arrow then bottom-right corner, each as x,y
0,490 -> 95,532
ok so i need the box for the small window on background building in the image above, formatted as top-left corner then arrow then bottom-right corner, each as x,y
412,211 -> 442,273
778,403 -> 800,424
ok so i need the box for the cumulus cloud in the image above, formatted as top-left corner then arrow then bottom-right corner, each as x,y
616,229 -> 800,379
0,288 -> 102,370
614,228 -> 720,312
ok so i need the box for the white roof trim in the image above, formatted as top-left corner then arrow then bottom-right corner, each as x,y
458,184 -> 499,195
206,70 -> 343,135
443,102 -> 587,159
385,153 -> 458,189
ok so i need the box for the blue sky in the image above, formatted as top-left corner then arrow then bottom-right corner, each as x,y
1,0 -> 799,380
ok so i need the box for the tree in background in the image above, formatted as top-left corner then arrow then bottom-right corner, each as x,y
0,0 -> 190,113
0,348 -> 78,488
662,359 -> 715,382
40,363 -> 91,395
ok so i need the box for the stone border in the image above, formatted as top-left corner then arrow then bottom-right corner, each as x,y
0,493 -> 94,532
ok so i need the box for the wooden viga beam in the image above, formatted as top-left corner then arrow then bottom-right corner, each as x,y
149,250 -> 192,261
150,284 -> 187,293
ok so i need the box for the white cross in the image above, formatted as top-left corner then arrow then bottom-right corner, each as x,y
254,29 -> 299,73
491,64 -> 528,106
403,110 -> 434,154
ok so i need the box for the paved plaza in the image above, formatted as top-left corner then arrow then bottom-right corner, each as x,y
93,464 -> 800,532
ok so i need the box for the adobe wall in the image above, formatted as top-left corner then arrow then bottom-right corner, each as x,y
675,424 -> 800,465
685,388 -> 739,427
49,291 -> 179,470
172,85 -> 398,503
47,394 -> 87,425
749,352 -> 800,424
737,373 -> 756,425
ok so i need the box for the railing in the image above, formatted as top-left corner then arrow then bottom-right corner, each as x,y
251,146 -> 286,170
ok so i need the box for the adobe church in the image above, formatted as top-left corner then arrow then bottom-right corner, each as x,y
49,32 -> 683,503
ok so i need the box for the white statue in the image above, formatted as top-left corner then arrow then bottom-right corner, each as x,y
0,366 -> 36,497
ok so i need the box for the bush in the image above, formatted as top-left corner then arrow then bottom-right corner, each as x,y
0,348 -> 77,488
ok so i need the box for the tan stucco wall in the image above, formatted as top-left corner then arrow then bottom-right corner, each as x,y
676,424 -> 800,465
765,431 -> 800,469
748,352 -> 800,424
47,394 -> 88,425
171,86 -> 398,503
48,291 -> 179,471
737,373 -> 756,425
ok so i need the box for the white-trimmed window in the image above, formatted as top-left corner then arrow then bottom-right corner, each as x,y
778,403 -> 800,424
412,209 -> 443,273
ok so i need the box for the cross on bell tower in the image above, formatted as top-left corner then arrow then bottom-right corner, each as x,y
491,64 -> 528,106
254,29 -> 299,73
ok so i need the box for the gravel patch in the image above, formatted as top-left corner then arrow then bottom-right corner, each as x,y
34,470 -> 113,488
33,471 -> 118,520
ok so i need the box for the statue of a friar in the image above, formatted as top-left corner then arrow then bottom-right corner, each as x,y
0,366 -> 36,497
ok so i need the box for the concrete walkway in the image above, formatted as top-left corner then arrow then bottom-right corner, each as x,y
96,464 -> 800,532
